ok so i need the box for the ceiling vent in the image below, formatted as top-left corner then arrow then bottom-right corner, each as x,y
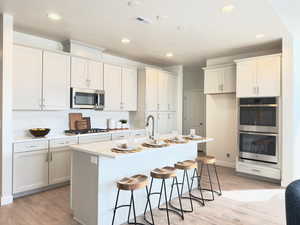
135,17 -> 152,24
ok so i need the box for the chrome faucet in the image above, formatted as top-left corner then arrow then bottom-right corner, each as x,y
146,115 -> 155,140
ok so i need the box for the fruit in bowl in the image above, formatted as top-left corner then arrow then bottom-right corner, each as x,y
29,128 -> 50,137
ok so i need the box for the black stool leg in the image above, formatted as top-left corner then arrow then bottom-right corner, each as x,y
190,165 -> 205,206
144,178 -> 155,225
213,163 -> 222,196
174,177 -> 184,219
112,189 -> 120,225
162,179 -> 171,225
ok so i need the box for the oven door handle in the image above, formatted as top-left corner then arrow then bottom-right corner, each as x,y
239,131 -> 278,136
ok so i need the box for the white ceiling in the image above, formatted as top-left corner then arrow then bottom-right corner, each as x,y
0,0 -> 286,66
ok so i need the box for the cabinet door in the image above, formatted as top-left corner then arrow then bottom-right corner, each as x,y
158,71 -> 169,111
13,45 -> 43,110
167,112 -> 177,133
236,60 -> 257,97
71,57 -> 88,89
168,74 -> 177,111
13,150 -> 49,194
104,64 -> 122,111
43,51 -> 70,110
204,69 -> 223,94
223,66 -> 236,93
122,67 -> 137,111
145,68 -> 158,111
49,148 -> 71,185
157,112 -> 169,135
87,60 -> 103,90
256,55 -> 281,97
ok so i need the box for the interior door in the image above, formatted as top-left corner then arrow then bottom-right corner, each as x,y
13,45 -> 43,110
256,56 -> 281,97
87,60 -> 103,90
122,67 -> 137,111
183,90 -> 205,136
43,51 -> 70,110
236,60 -> 257,97
104,64 -> 122,111
71,56 -> 88,89
145,68 -> 158,111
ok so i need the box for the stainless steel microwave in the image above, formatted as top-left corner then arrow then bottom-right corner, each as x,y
70,88 -> 104,110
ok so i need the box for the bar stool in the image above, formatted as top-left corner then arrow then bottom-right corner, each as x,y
169,160 -> 204,212
191,155 -> 222,202
144,166 -> 184,225
112,174 -> 154,225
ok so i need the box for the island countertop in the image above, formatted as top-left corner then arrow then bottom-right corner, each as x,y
69,135 -> 213,158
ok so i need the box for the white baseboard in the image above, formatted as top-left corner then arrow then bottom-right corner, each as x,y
1,195 -> 13,206
216,160 -> 235,168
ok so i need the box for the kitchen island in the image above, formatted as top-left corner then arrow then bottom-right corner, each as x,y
70,136 -> 213,225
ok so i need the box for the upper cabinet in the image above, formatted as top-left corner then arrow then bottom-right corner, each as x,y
13,45 -> 43,110
235,54 -> 281,97
43,51 -> 70,110
145,68 -> 159,112
13,45 -> 70,110
204,65 -> 236,94
122,67 -> 138,111
71,56 -> 103,90
104,64 -> 137,111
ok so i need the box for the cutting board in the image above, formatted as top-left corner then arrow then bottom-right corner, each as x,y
76,120 -> 88,130
69,113 -> 83,130
83,117 -> 91,129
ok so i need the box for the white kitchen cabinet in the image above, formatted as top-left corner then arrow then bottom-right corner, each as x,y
168,74 -> 177,111
13,45 -> 43,110
43,51 -> 70,110
49,148 -> 71,185
104,64 -> 122,111
158,71 -> 169,111
122,67 -> 137,111
145,68 -> 159,112
78,133 -> 111,144
111,132 -> 130,141
13,149 -> 49,194
204,65 -> 236,94
71,56 -> 103,90
157,112 -> 177,135
235,54 -> 281,97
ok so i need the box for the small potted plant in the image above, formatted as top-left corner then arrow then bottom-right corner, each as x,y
119,119 -> 128,129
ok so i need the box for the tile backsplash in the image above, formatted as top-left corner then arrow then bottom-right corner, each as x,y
13,110 -> 130,138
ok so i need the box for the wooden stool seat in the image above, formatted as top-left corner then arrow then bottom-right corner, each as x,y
150,166 -> 177,179
175,160 -> 197,170
117,174 -> 148,191
196,155 -> 216,164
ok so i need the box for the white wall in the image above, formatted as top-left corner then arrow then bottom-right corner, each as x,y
206,94 -> 237,168
183,66 -> 204,91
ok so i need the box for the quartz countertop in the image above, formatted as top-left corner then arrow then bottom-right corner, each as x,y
70,135 -> 213,158
14,128 -> 145,143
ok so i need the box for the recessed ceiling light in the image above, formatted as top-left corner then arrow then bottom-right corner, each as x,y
121,38 -> 131,44
222,4 -> 235,13
47,13 -> 61,21
256,34 -> 265,39
166,52 -> 173,58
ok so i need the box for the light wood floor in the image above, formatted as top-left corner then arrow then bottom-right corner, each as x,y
0,167 -> 286,225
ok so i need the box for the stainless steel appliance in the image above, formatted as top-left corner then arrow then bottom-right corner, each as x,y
71,88 -> 104,110
239,131 -> 279,164
238,97 -> 280,164
239,97 -> 278,133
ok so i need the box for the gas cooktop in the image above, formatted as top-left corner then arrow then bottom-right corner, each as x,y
64,128 -> 108,135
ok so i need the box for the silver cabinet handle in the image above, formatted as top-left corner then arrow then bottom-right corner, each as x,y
257,86 -> 259,95
50,152 -> 53,161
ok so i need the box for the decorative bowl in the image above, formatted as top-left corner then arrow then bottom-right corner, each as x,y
29,128 -> 50,137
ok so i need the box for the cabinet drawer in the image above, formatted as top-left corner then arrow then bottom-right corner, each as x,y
14,140 -> 48,153
236,162 -> 281,180
131,130 -> 146,138
79,134 -> 111,144
50,137 -> 78,148
111,132 -> 130,140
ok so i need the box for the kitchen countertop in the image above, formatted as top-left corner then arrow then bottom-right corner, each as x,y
70,135 -> 214,158
13,128 -> 145,143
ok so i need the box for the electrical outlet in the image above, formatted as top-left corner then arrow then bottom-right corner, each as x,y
226,153 -> 230,158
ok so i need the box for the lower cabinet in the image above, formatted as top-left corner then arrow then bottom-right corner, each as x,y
49,147 -> 71,185
13,149 -> 49,194
157,112 -> 177,135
